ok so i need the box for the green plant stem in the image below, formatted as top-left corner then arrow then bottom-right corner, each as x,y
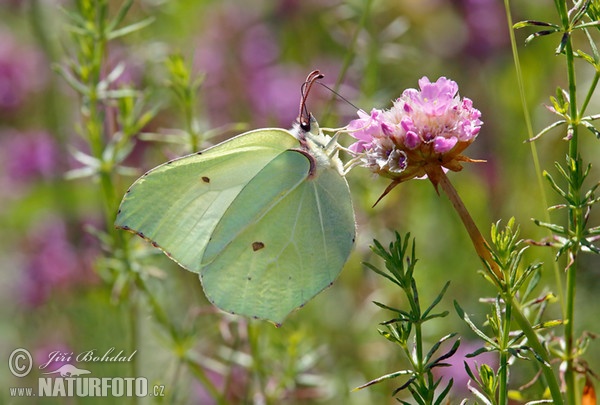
561,2 -> 580,401
498,302 -> 512,405
507,295 -> 564,404
436,170 -> 564,404
565,256 -> 578,405
322,0 -> 373,122
503,0 -> 565,312
184,102 -> 200,152
128,294 -> 138,405
248,322 -> 272,405
404,282 -> 427,396
580,71 -> 599,116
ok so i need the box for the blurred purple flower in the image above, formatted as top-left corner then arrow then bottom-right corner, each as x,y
0,29 -> 47,112
1,129 -> 59,184
19,218 -> 98,308
247,66 -> 308,127
452,0 -> 508,58
433,340 -> 497,396
194,4 -> 335,128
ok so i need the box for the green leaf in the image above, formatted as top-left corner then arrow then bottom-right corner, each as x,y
364,262 -> 402,288
454,301 -> 497,347
521,265 -> 542,302
372,301 -> 411,318
513,20 -> 559,29
106,0 -> 134,33
427,336 -> 460,369
106,17 -> 155,40
543,170 -> 568,199
582,120 -> 600,138
533,219 -> 566,234
421,281 -> 450,320
352,370 -> 414,391
433,379 -> 453,405
424,334 -> 458,365
52,64 -> 89,95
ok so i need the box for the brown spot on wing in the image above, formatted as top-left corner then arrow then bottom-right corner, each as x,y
252,241 -> 265,251
201,176 -> 210,183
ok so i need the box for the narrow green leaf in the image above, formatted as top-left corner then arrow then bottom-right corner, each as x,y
533,219 -> 566,234
582,120 -> 600,138
422,281 -> 450,320
106,0 -> 134,32
424,334 -> 457,364
106,17 -> 155,40
543,170 -> 568,198
352,370 -> 414,391
433,379 -> 453,405
524,29 -> 559,46
364,262 -> 402,287
427,337 -> 460,369
513,20 -> 559,29
454,301 -> 497,346
521,265 -> 542,302
52,64 -> 89,95
422,311 -> 449,322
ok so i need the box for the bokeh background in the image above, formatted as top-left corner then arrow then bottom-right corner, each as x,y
1,0 -> 599,403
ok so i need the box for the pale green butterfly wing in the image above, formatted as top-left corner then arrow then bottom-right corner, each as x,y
115,129 -> 299,272
116,90 -> 356,324
200,149 -> 355,324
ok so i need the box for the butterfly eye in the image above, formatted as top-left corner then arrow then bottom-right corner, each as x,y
300,119 -> 311,132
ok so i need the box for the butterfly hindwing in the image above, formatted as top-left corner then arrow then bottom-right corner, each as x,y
201,149 -> 355,323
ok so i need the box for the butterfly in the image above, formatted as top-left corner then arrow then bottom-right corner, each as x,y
115,71 -> 355,325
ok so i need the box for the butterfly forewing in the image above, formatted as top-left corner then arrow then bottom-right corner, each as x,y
115,129 -> 299,272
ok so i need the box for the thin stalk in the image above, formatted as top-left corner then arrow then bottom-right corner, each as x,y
128,294 -> 138,405
561,2 -> 580,402
184,101 -> 200,152
404,282 -> 426,393
498,302 -> 512,405
435,169 -> 502,280
565,255 -> 578,405
503,0 -> 565,312
322,0 -> 373,122
436,169 -> 564,404
507,295 -> 564,404
247,322 -> 272,405
579,71 -> 599,117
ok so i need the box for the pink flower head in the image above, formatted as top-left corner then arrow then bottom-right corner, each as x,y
347,108 -> 385,153
347,76 -> 482,186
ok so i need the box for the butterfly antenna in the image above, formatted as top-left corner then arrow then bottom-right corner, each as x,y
316,81 -> 361,113
299,70 -> 324,131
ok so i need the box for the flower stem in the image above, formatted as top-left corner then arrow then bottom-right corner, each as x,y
434,169 -> 502,281
435,168 -> 564,404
